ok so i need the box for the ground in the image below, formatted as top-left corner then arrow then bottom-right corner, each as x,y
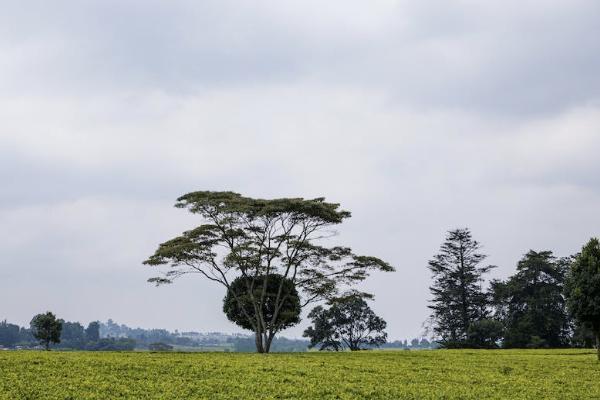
0,349 -> 599,399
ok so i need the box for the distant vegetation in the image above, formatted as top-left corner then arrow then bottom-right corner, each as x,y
0,318 -> 134,351
0,317 -> 430,352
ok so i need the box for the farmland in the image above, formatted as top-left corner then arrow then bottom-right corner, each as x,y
1,349 -> 599,399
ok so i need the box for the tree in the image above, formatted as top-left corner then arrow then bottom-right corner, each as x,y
30,312 -> 62,350
467,319 -> 504,348
571,321 -> 596,348
144,191 -> 394,353
427,228 -> 495,347
86,321 -> 100,342
303,305 -> 342,351
492,251 -> 570,348
303,294 -> 387,351
565,238 -> 600,360
223,274 -> 301,336
0,321 -> 21,347
60,321 -> 86,349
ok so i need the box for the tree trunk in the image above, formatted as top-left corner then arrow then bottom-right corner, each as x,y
255,331 -> 265,353
264,332 -> 276,353
459,244 -> 469,340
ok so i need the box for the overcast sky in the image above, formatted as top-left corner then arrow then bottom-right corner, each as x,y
1,0 -> 600,340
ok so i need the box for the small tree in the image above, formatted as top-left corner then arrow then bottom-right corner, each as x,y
427,228 -> 495,347
30,312 -> 62,350
144,191 -> 394,353
303,294 -> 387,351
565,238 -> 600,360
85,321 -> 100,342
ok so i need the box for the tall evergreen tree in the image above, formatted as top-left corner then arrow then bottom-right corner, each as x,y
427,228 -> 495,347
492,251 -> 570,348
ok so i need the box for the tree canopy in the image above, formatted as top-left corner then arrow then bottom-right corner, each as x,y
223,274 -> 301,333
144,191 -> 394,352
565,238 -> 600,360
466,319 -> 504,349
30,312 -> 62,350
303,294 -> 387,351
491,251 -> 570,348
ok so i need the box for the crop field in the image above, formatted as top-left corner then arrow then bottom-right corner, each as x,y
1,349 -> 599,399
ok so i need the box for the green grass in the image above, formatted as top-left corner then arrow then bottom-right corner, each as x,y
1,349 -> 599,399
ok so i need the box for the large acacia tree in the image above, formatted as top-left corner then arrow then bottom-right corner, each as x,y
144,191 -> 394,353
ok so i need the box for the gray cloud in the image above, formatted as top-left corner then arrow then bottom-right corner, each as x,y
1,1 -> 599,113
1,1 -> 599,339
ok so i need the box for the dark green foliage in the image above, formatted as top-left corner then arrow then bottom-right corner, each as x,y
571,322 -> 596,348
85,321 -> 100,342
0,321 -> 21,347
144,191 -> 394,352
223,274 -> 301,332
303,305 -> 341,351
230,337 -> 309,352
565,238 -> 600,360
304,294 -> 387,351
30,312 -> 62,350
148,342 -> 173,352
85,338 -> 136,351
427,228 -> 495,347
59,321 -> 87,349
491,251 -> 570,348
467,319 -> 504,349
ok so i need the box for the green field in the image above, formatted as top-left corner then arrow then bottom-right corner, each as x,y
1,349 -> 599,399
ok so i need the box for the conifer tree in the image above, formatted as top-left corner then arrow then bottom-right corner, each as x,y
427,228 -> 495,347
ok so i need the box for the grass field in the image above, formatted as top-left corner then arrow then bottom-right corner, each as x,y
1,349 -> 599,399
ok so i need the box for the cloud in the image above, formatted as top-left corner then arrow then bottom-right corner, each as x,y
0,1 -> 599,338
1,1 -> 599,113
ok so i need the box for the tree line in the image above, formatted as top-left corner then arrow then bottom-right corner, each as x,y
427,228 -> 600,358
145,191 -> 600,356
0,314 -> 134,351
7,191 -> 600,356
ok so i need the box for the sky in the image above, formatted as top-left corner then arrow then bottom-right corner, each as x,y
1,0 -> 600,340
